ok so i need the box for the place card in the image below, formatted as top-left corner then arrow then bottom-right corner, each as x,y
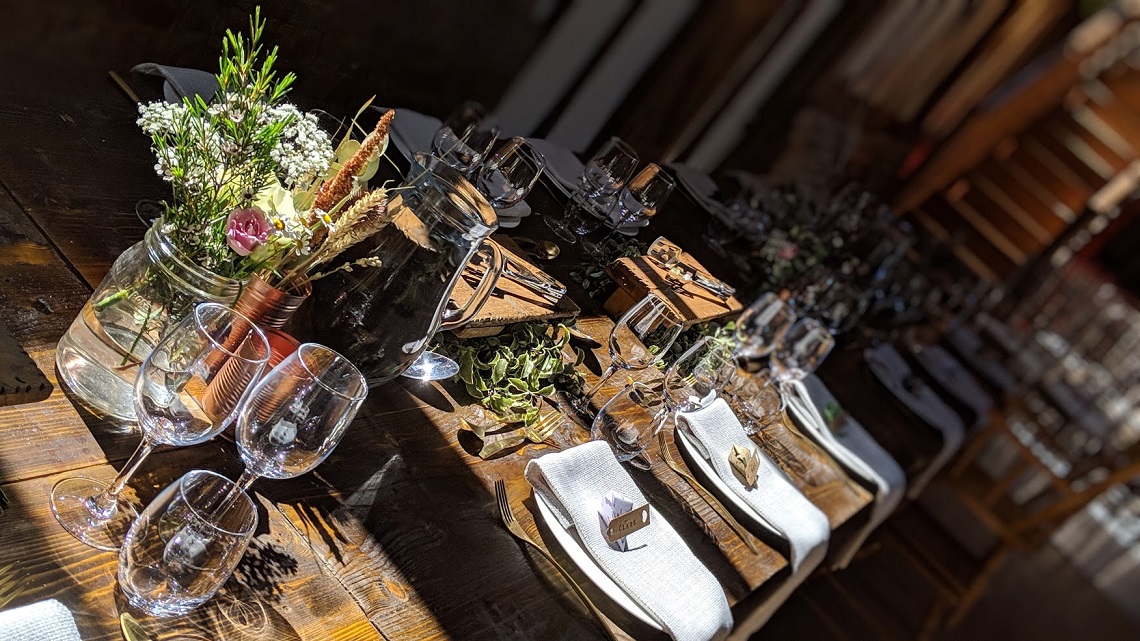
598,491 -> 650,551
729,444 -> 761,488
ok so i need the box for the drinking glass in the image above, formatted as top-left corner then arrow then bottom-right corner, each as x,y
233,343 -> 368,492
52,303 -> 270,551
771,318 -> 835,384
735,293 -> 797,364
118,470 -> 257,617
431,101 -> 499,176
575,294 -> 683,413
592,382 -> 666,469
545,137 -> 638,242
583,164 -> 674,256
725,368 -> 786,435
661,336 -> 737,413
476,137 -> 546,210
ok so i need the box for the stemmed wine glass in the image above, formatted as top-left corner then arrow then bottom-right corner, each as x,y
476,136 -> 546,210
545,137 -> 638,242
574,294 -> 683,414
432,101 -> 499,176
232,343 -> 368,493
735,293 -> 797,365
661,336 -> 737,414
724,368 -> 786,435
52,303 -> 270,551
583,163 -> 675,257
771,318 -> 835,386
591,382 -> 666,469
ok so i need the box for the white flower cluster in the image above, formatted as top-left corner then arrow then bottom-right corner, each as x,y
136,101 -> 187,137
263,104 -> 333,187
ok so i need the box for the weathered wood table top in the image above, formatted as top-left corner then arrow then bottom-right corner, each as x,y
0,51 -> 952,641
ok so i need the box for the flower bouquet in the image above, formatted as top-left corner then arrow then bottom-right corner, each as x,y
57,9 -> 397,419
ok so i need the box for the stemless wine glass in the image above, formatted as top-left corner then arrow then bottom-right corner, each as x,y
52,303 -> 269,551
476,136 -> 546,210
771,318 -> 835,384
233,343 -> 368,492
118,469 -> 257,617
592,382 -> 666,469
735,293 -> 797,364
575,294 -> 683,413
583,163 -> 675,256
431,101 -> 499,176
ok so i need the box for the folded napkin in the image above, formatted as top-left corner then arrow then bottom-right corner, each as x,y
496,199 -> 532,220
865,344 -> 965,497
525,441 -> 732,641
667,163 -> 721,212
526,137 -> 583,193
786,376 -> 906,568
912,344 -> 993,427
389,107 -> 442,159
0,600 -> 81,641
676,399 -> 829,573
132,63 -> 217,104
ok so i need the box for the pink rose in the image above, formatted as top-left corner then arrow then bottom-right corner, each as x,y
778,243 -> 800,260
225,207 -> 270,256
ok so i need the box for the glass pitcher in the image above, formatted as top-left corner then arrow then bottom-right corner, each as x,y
294,153 -> 504,386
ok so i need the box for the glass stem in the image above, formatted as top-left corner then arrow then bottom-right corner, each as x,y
88,438 -> 155,518
584,366 -> 617,405
235,468 -> 260,493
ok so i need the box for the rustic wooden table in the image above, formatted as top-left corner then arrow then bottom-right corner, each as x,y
0,51 -> 957,641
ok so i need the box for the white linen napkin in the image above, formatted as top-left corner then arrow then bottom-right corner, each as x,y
666,163 -> 721,212
389,108 -> 442,159
912,344 -> 993,427
525,441 -> 732,641
0,600 -> 81,641
786,376 -> 907,568
865,344 -> 965,497
526,137 -> 583,193
676,399 -> 830,573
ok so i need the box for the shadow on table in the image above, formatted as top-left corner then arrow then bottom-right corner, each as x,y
114,580 -> 301,641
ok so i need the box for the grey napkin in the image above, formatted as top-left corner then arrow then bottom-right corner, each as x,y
667,163 -> 721,212
786,376 -> 906,568
132,63 -> 218,104
913,344 -> 993,427
0,600 -> 82,641
527,137 -> 583,193
525,441 -> 732,641
676,399 -> 829,573
865,344 -> 965,497
389,108 -> 442,159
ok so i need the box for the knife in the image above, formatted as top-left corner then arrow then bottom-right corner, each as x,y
646,237 -> 735,300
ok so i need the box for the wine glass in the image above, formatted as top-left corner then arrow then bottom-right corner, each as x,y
545,137 -> 639,243
432,101 -> 499,176
118,469 -> 257,617
735,293 -> 797,364
52,303 -> 270,551
575,294 -> 683,414
771,318 -> 835,384
592,382 -> 666,469
232,343 -> 368,492
476,137 -> 546,210
661,336 -> 737,413
725,368 -> 786,435
583,163 -> 674,256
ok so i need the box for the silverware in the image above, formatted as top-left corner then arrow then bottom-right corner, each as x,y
523,410 -> 564,445
514,236 -> 561,260
657,432 -> 760,554
646,237 -> 734,300
502,256 -> 567,302
494,480 -> 619,641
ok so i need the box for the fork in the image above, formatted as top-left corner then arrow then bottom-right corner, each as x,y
0,563 -> 24,609
494,480 -> 619,641
657,432 -> 760,554
522,411 -> 563,445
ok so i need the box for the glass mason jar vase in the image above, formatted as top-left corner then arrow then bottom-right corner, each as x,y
56,222 -> 242,420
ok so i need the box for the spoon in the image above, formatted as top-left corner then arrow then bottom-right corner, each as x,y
513,236 -> 560,260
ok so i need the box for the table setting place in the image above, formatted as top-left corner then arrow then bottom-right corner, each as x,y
0,8 -> 1000,641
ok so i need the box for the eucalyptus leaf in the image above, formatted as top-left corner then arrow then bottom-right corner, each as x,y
478,433 -> 527,459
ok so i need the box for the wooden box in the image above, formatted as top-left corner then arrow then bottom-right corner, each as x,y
604,253 -> 741,328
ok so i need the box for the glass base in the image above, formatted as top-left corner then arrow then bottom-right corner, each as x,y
543,213 -> 578,244
50,476 -> 138,551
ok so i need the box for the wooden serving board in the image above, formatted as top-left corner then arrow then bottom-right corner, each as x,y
0,320 -> 52,407
450,235 -> 580,338
604,249 -> 742,328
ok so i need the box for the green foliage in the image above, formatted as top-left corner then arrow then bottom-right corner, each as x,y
662,320 -> 736,367
568,236 -> 646,301
437,321 -> 585,428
